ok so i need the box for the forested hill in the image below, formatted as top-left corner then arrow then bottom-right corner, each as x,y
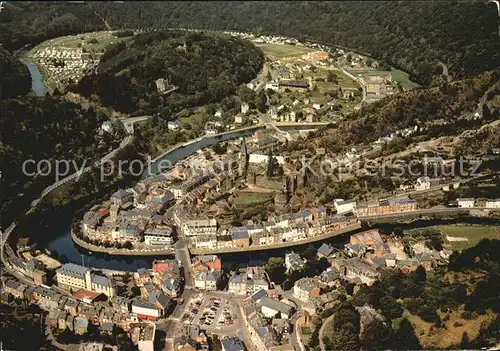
0,47 -> 31,99
88,1 -> 500,86
0,97 -> 105,227
72,31 -> 264,114
0,2 -> 103,50
2,2 -> 498,86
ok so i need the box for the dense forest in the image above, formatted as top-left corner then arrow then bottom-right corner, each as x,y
72,31 -> 264,114
89,1 -> 500,86
1,2 -> 498,86
0,47 -> 31,99
0,97 -> 106,227
0,2 -> 103,50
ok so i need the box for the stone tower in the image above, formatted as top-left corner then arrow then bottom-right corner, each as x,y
238,137 -> 249,178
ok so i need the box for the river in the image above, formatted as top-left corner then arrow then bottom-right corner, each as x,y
19,57 -> 51,97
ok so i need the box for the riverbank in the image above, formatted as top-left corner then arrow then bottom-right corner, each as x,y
71,230 -> 175,256
19,56 -> 52,97
191,223 -> 362,255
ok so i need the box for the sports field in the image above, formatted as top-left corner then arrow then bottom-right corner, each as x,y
438,224 -> 500,251
255,43 -> 317,59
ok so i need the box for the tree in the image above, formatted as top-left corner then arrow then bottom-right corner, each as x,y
460,331 -> 470,349
267,150 -> 280,178
326,71 -> 338,84
361,319 -> 391,350
380,295 -> 403,320
265,257 -> 286,285
390,318 -> 421,350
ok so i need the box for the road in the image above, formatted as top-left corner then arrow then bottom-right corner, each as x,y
318,313 -> 335,351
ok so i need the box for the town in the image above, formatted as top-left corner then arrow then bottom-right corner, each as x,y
2,2 -> 500,350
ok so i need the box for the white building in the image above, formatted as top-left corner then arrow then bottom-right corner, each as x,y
259,297 -> 293,319
131,300 -> 161,320
183,219 -> 218,236
144,227 -> 174,246
192,235 -> 217,250
241,103 -> 250,115
285,252 -> 306,273
248,154 -> 285,165
457,198 -> 475,208
334,199 -> 357,214
486,199 -> 500,208
167,120 -> 181,131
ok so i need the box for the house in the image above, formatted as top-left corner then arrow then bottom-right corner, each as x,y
206,270 -> 224,291
110,189 -> 133,207
414,177 -> 442,191
234,114 -> 244,124
74,316 -> 89,335
228,274 -> 247,295
154,293 -> 172,316
232,231 -> 250,248
317,243 -> 334,258
192,255 -> 222,272
285,252 -> 305,273
144,227 -> 174,246
334,199 -> 357,214
63,298 -> 80,316
344,243 -> 367,257
192,235 -> 217,250
293,278 -> 322,302
241,103 -> 250,115
318,269 -> 340,287
250,289 -> 269,304
183,219 -> 218,236
259,297 -> 293,319
332,258 -> 380,286
167,120 -> 181,131
349,230 -> 389,257
457,198 -> 475,208
221,337 -> 245,351
486,199 -> 500,208
131,299 -> 161,321
3,280 -> 26,299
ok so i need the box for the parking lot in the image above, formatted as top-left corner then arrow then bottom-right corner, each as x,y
181,293 -> 236,330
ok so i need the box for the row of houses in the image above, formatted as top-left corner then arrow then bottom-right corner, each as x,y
456,198 -> 500,208
187,207 -> 359,250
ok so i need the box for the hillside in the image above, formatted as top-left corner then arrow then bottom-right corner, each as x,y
307,70 -> 500,153
88,1 -> 500,86
2,2 -> 498,87
0,97 -> 106,226
0,47 -> 31,99
72,31 -> 265,114
0,2 -> 104,50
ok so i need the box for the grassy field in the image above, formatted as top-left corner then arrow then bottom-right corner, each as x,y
404,224 -> 500,251
33,31 -> 132,53
232,191 -> 273,208
438,224 -> 500,251
256,43 -> 317,59
389,68 -> 420,90
405,309 -> 496,349
345,68 -> 420,91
